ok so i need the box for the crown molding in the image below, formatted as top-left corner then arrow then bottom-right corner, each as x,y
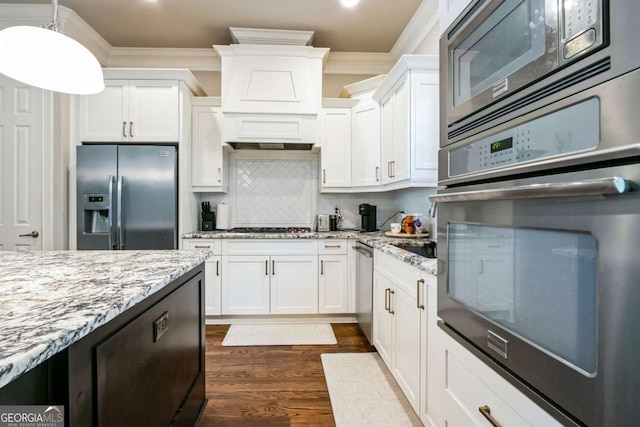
390,0 -> 439,59
230,27 -> 314,46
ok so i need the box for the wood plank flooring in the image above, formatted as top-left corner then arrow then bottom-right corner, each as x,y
198,323 -> 374,427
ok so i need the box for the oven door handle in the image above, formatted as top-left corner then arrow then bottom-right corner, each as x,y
429,177 -> 630,203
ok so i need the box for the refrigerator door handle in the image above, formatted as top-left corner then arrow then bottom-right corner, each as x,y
117,175 -> 124,250
108,175 -> 115,250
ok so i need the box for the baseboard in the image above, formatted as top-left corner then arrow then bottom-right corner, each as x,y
205,314 -> 357,325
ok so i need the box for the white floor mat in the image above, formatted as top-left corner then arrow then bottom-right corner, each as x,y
221,323 -> 337,346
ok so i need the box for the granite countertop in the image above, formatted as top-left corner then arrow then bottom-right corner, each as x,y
0,250 -> 211,389
182,230 -> 438,276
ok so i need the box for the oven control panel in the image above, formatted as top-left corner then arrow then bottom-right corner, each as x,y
449,98 -> 600,177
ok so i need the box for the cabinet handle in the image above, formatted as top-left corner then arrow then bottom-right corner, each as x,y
375,166 -> 380,182
194,245 -> 211,249
129,121 -> 134,138
391,161 -> 395,178
478,405 -> 501,427
320,260 -> 324,275
389,290 -> 395,315
265,260 -> 269,275
384,288 -> 390,312
387,162 -> 392,178
417,279 -> 425,309
216,260 -> 220,276
323,169 -> 326,184
324,244 -> 341,248
272,260 -> 275,275
217,168 -> 221,183
122,121 -> 127,138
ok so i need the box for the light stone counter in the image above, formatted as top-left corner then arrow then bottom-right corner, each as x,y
0,250 -> 211,389
183,230 -> 437,276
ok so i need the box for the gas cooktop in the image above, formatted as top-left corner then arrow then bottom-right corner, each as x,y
230,227 -> 312,234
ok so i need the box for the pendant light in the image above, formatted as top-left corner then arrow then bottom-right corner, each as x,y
0,0 -> 104,95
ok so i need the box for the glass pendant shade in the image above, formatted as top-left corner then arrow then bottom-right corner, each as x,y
0,25 -> 104,95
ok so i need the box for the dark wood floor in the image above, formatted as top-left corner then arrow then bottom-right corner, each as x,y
198,323 -> 374,427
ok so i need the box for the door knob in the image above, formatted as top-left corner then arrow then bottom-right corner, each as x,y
19,231 -> 39,238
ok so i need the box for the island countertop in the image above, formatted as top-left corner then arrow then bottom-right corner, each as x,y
0,250 -> 211,389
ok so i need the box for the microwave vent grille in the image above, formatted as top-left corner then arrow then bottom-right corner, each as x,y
448,57 -> 612,141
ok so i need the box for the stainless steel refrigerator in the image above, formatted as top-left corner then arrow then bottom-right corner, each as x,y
77,145 -> 177,250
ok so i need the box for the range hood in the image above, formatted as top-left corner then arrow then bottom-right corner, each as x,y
214,28 -> 329,149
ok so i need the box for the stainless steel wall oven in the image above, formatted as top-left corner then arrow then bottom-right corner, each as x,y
434,1 -> 640,426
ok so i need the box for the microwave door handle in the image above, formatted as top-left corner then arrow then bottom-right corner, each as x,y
429,177 -> 631,203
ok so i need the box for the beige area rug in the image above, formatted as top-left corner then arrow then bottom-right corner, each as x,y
321,353 -> 423,427
221,323 -> 337,346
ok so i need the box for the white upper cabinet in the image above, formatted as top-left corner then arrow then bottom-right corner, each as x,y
320,100 -> 357,190
439,0 -> 475,35
79,79 -> 179,142
373,55 -> 440,190
191,98 -> 228,193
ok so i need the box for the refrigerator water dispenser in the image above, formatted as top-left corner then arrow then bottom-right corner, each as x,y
82,193 -> 110,234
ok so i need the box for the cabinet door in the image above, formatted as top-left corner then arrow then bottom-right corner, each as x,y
128,80 -> 179,142
206,256 -> 222,316
379,94 -> 394,185
373,272 -> 394,367
318,255 -> 348,314
320,108 -> 352,188
79,80 -> 128,142
391,75 -> 410,182
221,256 -> 270,314
191,106 -> 225,189
411,74 -> 439,182
270,255 -> 318,314
392,285 -> 422,413
351,101 -> 381,187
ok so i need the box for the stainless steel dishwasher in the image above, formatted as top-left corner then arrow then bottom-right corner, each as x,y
353,241 -> 373,345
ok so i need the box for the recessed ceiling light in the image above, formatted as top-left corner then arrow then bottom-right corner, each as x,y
340,0 -> 361,7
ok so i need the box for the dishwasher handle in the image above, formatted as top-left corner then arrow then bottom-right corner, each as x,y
352,246 -> 373,258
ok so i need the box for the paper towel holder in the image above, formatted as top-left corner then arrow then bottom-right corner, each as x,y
216,203 -> 231,230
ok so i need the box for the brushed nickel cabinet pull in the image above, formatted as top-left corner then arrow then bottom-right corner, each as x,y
384,288 -> 390,312
122,121 -> 127,138
320,260 -> 324,275
194,245 -> 211,249
391,161 -> 395,178
265,260 -> 268,275
417,279 -> 425,309
323,169 -> 326,184
129,121 -> 134,138
324,244 -> 341,248
387,162 -> 392,178
217,168 -> 222,183
216,260 -> 220,276
478,405 -> 501,427
375,166 -> 380,182
389,290 -> 395,314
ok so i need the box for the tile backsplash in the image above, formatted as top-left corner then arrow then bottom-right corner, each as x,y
197,151 -> 437,237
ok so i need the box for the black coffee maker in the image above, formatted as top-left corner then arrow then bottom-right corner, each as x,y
359,203 -> 377,232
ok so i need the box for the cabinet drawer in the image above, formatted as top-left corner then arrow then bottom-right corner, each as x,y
222,239 -> 318,255
443,333 -> 561,427
183,239 -> 221,254
318,239 -> 347,255
374,250 -> 420,295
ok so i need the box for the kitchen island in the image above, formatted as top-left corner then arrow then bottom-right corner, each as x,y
0,250 -> 211,426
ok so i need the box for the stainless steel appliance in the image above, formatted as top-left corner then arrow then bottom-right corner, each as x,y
353,241 -> 373,345
77,145 -> 178,250
434,4 -> 640,424
359,204 -> 377,232
442,1 -> 640,150
317,214 -> 330,232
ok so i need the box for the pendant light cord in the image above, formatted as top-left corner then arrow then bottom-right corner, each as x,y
47,0 -> 61,33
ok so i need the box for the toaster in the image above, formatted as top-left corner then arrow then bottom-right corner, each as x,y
317,214 -> 330,231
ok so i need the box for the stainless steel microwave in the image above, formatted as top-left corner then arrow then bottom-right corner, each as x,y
441,1 -> 640,147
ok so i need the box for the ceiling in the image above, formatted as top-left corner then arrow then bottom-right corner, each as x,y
2,0 -> 424,53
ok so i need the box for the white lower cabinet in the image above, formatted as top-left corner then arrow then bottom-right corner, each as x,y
373,250 -> 426,414
182,239 -> 222,316
318,239 -> 349,314
270,255 -> 318,314
222,255 -> 271,315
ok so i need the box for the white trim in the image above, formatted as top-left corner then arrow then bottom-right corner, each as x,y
323,52 -> 396,75
101,68 -> 207,96
390,0 -> 440,59
206,314 -> 357,325
109,48 -> 221,72
230,27 -> 315,46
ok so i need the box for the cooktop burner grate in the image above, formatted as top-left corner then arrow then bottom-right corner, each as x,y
230,227 -> 312,233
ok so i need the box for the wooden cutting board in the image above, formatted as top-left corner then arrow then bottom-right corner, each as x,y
384,231 -> 430,238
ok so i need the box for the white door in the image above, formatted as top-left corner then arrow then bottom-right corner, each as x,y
206,256 -> 222,316
270,255 -> 318,314
391,75 -> 410,182
373,272 -> 394,366
129,80 -> 179,142
79,80 -> 129,142
320,108 -> 351,188
351,101 -> 381,187
318,255 -> 349,314
221,256 -> 270,314
379,93 -> 394,185
191,106 -> 224,188
0,77 -> 43,251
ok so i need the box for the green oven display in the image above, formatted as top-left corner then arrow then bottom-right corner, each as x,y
490,137 -> 513,153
